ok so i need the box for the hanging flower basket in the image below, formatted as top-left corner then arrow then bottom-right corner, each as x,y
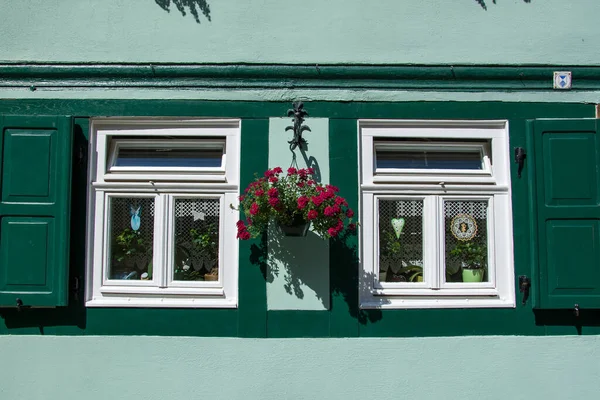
278,214 -> 311,237
234,167 -> 356,240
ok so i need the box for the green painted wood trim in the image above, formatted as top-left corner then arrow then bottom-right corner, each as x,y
329,119 -> 360,337
238,119 -> 269,338
0,100 -> 597,338
3,63 -> 600,90
0,100 -> 593,120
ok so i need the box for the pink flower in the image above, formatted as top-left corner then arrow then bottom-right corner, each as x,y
311,195 -> 324,206
268,188 -> 278,197
307,168 -> 315,174
327,227 -> 338,237
269,176 -> 278,183
268,197 -> 279,207
307,210 -> 318,220
346,209 -> 354,218
264,169 -> 275,178
327,185 -> 340,193
287,167 -> 297,175
236,220 -> 246,229
273,167 -> 283,174
249,203 -> 259,215
297,196 -> 309,209
297,182 -> 305,188
255,189 -> 264,197
307,180 -> 315,186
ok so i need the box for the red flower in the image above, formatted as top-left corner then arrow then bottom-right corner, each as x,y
327,227 -> 338,237
327,185 -> 340,193
346,209 -> 354,218
323,189 -> 335,200
237,230 -> 251,240
264,169 -> 275,178
298,168 -> 308,179
236,220 -> 246,229
255,189 -> 264,197
287,167 -> 297,175
348,223 -> 356,231
312,195 -> 324,206
249,203 -> 259,215
297,182 -> 305,188
307,180 -> 315,186
268,197 -> 279,207
269,176 -> 278,183
307,168 -> 315,174
324,206 -> 336,217
297,196 -> 309,209
273,167 -> 283,174
268,188 -> 278,197
307,210 -> 318,220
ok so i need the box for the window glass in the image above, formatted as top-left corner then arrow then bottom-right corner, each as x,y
173,198 -> 220,282
376,148 -> 483,170
444,199 -> 489,283
108,197 -> 155,280
114,147 -> 223,168
378,199 -> 424,283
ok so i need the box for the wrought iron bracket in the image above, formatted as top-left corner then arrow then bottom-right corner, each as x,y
286,101 -> 311,151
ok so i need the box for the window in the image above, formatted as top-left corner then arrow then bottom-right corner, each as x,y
86,119 -> 240,307
359,120 -> 515,309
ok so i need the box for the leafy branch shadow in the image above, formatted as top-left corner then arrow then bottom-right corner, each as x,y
475,0 -> 531,10
249,227 -> 383,325
154,0 -> 211,23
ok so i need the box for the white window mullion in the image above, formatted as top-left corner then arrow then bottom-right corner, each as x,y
423,196 -> 439,289
153,194 -> 169,288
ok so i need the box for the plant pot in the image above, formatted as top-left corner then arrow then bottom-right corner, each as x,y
278,216 -> 311,237
462,268 -> 484,282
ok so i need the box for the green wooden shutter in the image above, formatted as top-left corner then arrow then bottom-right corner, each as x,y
532,119 -> 600,309
0,116 -> 72,307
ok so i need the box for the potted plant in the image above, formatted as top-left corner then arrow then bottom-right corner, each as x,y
111,227 -> 152,280
235,167 -> 356,239
450,240 -> 487,282
173,223 -> 219,281
190,224 -> 219,281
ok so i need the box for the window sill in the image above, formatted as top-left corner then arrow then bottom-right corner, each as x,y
360,296 -> 515,309
86,296 -> 237,308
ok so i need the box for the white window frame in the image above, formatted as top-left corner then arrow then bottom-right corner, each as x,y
86,118 -> 240,308
359,120 -> 515,309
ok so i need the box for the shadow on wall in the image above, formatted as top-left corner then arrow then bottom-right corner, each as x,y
250,229 -> 384,325
475,0 -> 531,10
154,0 -> 211,23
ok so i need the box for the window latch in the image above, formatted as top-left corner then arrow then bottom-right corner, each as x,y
514,147 -> 526,178
518,275 -> 531,305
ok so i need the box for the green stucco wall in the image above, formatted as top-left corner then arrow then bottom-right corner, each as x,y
0,0 -> 598,65
2,335 -> 599,400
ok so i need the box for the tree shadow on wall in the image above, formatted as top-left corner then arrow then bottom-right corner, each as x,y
475,0 -> 531,10
154,0 -> 211,23
250,228 -> 383,325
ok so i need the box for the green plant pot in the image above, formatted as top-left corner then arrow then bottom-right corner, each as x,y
278,216 -> 311,237
462,268 -> 484,282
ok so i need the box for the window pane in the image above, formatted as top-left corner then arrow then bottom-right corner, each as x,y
173,198 -> 220,281
377,149 -> 482,170
115,148 -> 222,168
108,197 -> 154,280
444,200 -> 489,283
378,199 -> 424,283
